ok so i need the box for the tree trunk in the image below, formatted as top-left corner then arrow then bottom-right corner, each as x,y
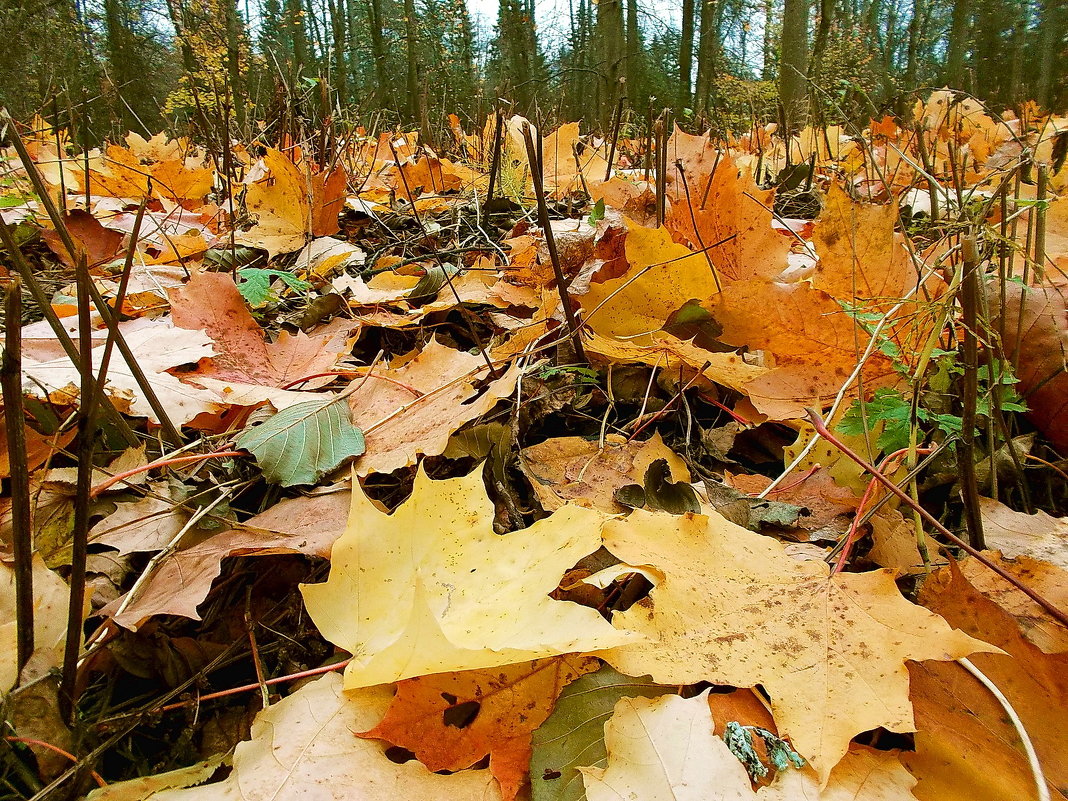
365,0 -> 390,109
693,0 -> 715,113
944,0 -> 969,89
679,0 -> 694,110
596,0 -> 625,126
778,0 -> 809,135
625,0 -> 643,105
761,0 -> 775,80
403,0 -> 423,126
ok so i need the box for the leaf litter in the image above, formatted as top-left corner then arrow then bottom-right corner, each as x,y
1,94 -> 1067,800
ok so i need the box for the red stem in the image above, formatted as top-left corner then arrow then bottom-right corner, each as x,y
5,737 -> 107,787
90,451 -> 246,497
157,658 -> 352,713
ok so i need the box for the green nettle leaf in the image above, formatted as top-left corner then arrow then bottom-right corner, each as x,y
586,197 -> 605,226
837,388 -> 914,453
529,665 -> 670,801
235,396 -> 365,486
236,268 -> 311,306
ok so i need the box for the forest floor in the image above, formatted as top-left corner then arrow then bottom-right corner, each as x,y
1,91 -> 1067,801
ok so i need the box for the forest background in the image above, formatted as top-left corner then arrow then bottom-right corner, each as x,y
0,0 -> 1065,147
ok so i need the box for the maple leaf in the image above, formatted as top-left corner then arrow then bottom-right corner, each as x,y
708,279 -> 899,419
519,432 -> 689,513
977,497 -> 1068,571
90,674 -> 504,800
107,489 -> 351,629
300,467 -> 636,689
596,509 -> 998,784
904,561 -> 1068,801
812,183 -> 912,303
581,221 -> 719,342
170,271 -> 346,392
953,554 -> 1068,654
345,338 -> 520,476
360,655 -> 599,801
235,148 -> 346,258
663,144 -> 789,284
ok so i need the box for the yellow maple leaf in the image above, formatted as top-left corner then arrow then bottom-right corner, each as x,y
581,221 -> 719,341
596,509 -> 999,785
301,468 -> 636,689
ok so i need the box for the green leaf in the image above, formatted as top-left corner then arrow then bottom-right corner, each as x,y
586,197 -> 605,226
235,396 -> 365,486
529,665 -> 670,801
837,388 -> 915,453
237,268 -> 311,306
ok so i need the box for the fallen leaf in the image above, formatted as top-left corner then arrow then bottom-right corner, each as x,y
1,555 -> 75,694
955,554 -> 1068,653
581,222 -> 719,341
109,674 -> 503,800
529,664 -> 672,801
597,509 -> 997,783
759,746 -> 918,800
812,183 -> 912,303
300,467 -> 635,689
236,395 -> 365,486
169,271 -> 344,389
89,483 -> 191,553
360,655 -> 599,800
346,338 -> 520,476
709,279 -> 899,419
903,561 -> 1068,801
988,279 -> 1068,451
664,147 -> 789,283
21,317 -> 221,425
38,209 -> 124,269
0,413 -> 75,478
519,433 -> 689,513
978,496 -> 1068,570
579,691 -> 755,801
108,489 -> 351,629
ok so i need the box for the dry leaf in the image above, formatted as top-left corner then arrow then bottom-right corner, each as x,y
520,433 -> 689,512
759,746 -> 918,800
1,555 -> 74,694
988,279 -> 1068,451
21,317 -> 221,425
709,279 -> 898,419
108,489 -> 351,629
170,271 -> 343,390
956,554 -> 1068,653
812,183 -> 912,303
581,222 -> 719,341
597,509 -> 997,783
360,655 -> 599,800
346,338 -> 519,476
978,496 -> 1068,570
904,561 -> 1068,801
300,467 -> 635,689
579,691 -> 756,801
116,674 -> 503,800
89,483 -> 190,554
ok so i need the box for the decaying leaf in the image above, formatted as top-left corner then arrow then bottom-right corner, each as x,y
579,691 -> 756,801
360,655 -> 599,800
978,496 -> 1068,570
904,561 -> 1068,801
530,664 -> 672,801
301,467 -> 636,689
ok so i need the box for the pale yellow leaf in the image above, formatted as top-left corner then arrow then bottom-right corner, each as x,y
579,692 -> 756,801
135,674 -> 503,800
301,468 -> 636,688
